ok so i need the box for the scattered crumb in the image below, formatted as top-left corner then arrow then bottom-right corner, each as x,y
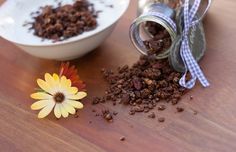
148,112 -> 156,119
113,111 -> 118,115
102,110 -> 113,122
190,95 -> 194,100
176,107 -> 184,113
120,136 -> 125,141
158,117 -> 165,123
158,105 -> 166,111
92,109 -> 96,112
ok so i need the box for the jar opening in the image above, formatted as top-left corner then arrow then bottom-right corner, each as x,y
142,21 -> 172,57
129,12 -> 177,59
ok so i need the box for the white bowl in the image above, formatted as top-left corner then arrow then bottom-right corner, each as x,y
0,0 -> 130,60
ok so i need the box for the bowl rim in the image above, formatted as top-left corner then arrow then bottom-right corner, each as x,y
0,0 -> 130,47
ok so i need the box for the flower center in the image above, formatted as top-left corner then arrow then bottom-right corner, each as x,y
53,92 -> 65,103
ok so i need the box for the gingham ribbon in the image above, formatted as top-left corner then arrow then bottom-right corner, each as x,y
179,0 -> 210,89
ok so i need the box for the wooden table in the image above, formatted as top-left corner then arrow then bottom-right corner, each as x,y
1,0 -> 236,152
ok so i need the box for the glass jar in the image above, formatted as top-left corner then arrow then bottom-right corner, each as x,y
129,0 -> 212,72
130,0 -> 178,59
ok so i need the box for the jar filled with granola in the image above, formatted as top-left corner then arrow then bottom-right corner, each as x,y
130,0 -> 211,72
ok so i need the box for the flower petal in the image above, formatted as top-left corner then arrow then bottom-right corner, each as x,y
37,79 -> 53,94
66,100 -> 83,109
62,102 -> 76,114
31,92 -> 52,100
53,73 -> 60,84
66,79 -> 72,88
37,101 -> 55,119
66,87 -> 78,95
67,92 -> 87,100
54,104 -> 61,118
45,73 -> 55,86
60,76 -> 71,88
31,100 -> 51,110
60,104 -> 69,118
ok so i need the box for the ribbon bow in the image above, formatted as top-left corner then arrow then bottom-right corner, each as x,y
179,0 -> 210,89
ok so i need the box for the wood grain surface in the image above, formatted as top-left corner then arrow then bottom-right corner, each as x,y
0,0 -> 236,152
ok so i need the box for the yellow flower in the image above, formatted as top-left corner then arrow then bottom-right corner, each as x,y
30,73 -> 87,119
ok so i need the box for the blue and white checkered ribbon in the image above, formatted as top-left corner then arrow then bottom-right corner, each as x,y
179,0 -> 210,89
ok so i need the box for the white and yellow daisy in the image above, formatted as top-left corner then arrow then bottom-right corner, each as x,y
30,73 -> 87,119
